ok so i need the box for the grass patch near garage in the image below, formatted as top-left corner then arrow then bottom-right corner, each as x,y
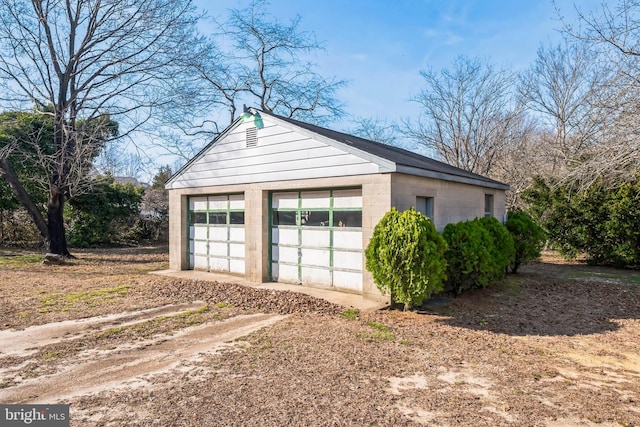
37,286 -> 131,313
0,250 -> 43,268
356,321 -> 395,341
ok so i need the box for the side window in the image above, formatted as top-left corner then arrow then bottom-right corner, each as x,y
484,194 -> 494,218
416,196 -> 434,221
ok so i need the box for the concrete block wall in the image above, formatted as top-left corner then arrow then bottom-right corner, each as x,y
390,174 -> 507,231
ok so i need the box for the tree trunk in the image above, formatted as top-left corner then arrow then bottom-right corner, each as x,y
0,158 -> 49,242
47,188 -> 70,256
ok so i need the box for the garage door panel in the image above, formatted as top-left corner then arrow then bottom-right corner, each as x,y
193,255 -> 208,270
230,259 -> 245,274
333,230 -> 362,250
189,197 -> 208,211
208,226 -> 228,241
209,242 -> 227,257
301,248 -> 330,266
208,196 -> 228,209
273,245 -> 297,263
229,195 -> 245,209
208,257 -> 229,271
193,241 -> 208,255
301,191 -> 330,208
229,243 -> 245,258
333,189 -> 362,208
272,192 -> 298,209
333,251 -> 362,270
273,263 -> 298,283
191,226 -> 207,240
333,271 -> 363,291
301,229 -> 330,247
273,228 -> 298,245
229,227 -> 245,242
302,267 -> 331,285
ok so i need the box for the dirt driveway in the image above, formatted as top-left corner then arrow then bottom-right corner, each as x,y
1,247 -> 639,426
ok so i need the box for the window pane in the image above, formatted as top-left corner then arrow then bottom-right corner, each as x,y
208,212 -> 227,225
302,210 -> 330,226
484,194 -> 494,217
273,211 -> 297,226
416,196 -> 434,220
333,211 -> 362,228
230,211 -> 245,225
190,212 -> 207,224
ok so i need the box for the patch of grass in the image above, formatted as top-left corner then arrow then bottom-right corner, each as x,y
341,309 -> 359,320
399,340 -> 412,346
531,372 -> 541,381
37,286 -> 131,313
103,326 -> 128,337
155,306 -> 210,326
357,321 -> 395,341
42,351 -> 60,360
17,311 -> 29,318
0,252 -> 43,268
216,301 -> 233,309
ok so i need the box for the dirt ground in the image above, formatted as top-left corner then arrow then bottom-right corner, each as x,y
0,247 -> 639,426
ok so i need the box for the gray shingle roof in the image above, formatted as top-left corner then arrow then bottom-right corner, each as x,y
272,113 -> 509,189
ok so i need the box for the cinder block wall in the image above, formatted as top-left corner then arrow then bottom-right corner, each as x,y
390,174 -> 507,231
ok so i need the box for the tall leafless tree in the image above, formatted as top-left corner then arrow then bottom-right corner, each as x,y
181,0 -> 347,137
0,0 -> 200,256
556,0 -> 640,188
406,56 -> 523,176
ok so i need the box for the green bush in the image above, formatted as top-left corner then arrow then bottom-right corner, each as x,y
476,216 -> 515,280
365,207 -> 448,310
443,220 -> 494,295
505,211 -> 545,272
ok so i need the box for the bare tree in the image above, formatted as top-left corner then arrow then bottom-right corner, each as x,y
0,0 -> 200,256
350,117 -> 399,145
555,1 -> 640,188
179,0 -> 347,137
406,56 -> 522,176
518,42 -> 609,164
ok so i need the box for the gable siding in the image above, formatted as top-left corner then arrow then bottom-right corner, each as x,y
168,120 -> 381,189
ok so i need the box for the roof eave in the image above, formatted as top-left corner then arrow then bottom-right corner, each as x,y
396,165 -> 510,191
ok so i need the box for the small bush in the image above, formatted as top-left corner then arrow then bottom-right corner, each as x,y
505,211 -> 545,273
443,220 -> 494,295
365,207 -> 448,310
476,216 -> 515,280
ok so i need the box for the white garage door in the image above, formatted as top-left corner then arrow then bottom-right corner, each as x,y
271,189 -> 363,291
188,194 -> 245,274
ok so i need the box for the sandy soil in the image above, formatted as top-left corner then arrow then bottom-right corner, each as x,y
1,247 -> 639,426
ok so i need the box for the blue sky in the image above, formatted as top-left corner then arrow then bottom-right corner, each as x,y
197,0 -> 602,130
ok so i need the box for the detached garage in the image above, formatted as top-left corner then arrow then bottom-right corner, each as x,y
166,108 -> 509,302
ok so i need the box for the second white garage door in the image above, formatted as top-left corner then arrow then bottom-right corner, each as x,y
271,189 -> 363,291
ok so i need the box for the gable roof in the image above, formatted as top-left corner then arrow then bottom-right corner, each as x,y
167,108 -> 509,191
266,111 -> 509,190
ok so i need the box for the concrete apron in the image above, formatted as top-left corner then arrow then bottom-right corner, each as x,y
151,270 -> 388,312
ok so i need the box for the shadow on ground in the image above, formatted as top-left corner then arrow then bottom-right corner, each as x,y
427,262 -> 640,337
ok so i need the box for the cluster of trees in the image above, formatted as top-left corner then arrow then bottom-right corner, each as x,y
366,209 -> 545,310
1,0 -> 639,261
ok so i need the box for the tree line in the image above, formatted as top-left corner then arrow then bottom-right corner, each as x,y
0,0 -> 638,264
